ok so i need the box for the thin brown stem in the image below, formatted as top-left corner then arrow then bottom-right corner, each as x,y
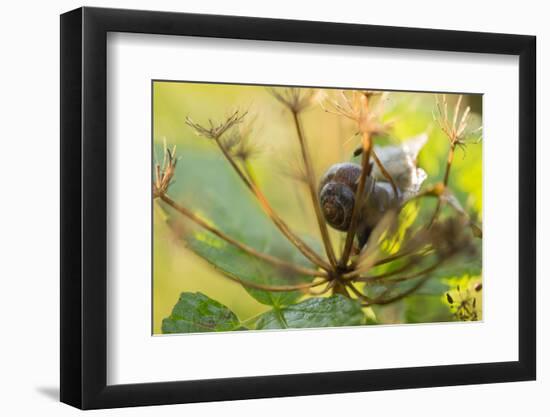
362,259 -> 443,285
430,94 -> 468,227
350,258 -> 418,282
361,260 -> 444,306
372,150 -> 399,197
346,245 -> 434,280
345,281 -> 374,303
158,193 -> 328,278
372,250 -> 415,267
429,198 -> 443,226
219,271 -> 329,292
349,190 -> 438,274
332,280 -> 351,297
429,142 -> 456,226
291,111 -> 338,267
364,276 -> 429,306
213,136 -> 332,271
340,131 -> 373,267
155,164 -> 161,190
307,280 -> 336,296
443,144 -> 456,186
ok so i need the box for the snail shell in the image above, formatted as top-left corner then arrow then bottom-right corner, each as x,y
319,163 -> 398,246
318,162 -> 362,231
319,162 -> 399,231
318,134 -> 429,245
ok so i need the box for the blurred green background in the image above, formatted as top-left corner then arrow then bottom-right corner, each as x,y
153,81 -> 482,333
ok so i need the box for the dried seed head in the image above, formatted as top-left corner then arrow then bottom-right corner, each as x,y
321,90 -> 391,136
268,87 -> 322,113
185,109 -> 248,140
223,115 -> 263,162
433,94 -> 482,148
153,143 -> 178,198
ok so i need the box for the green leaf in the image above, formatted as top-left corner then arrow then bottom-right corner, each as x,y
183,230 -> 308,307
254,295 -> 365,330
162,292 -> 241,333
161,149 -> 320,307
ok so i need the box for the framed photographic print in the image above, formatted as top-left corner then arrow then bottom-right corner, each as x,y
60,6 -> 536,409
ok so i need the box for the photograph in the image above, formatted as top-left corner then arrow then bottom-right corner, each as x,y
0,0 -> 543,413
152,82 -> 483,334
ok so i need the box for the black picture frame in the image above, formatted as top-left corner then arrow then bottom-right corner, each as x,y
60,6 -> 536,410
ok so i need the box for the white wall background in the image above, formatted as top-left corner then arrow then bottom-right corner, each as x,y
0,0 -> 545,415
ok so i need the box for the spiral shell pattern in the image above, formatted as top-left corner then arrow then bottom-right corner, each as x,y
318,162 -> 362,231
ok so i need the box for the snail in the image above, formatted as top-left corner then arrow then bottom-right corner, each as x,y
319,134 -> 428,248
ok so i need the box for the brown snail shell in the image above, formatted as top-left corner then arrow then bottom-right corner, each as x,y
318,134 -> 428,247
318,162 -> 399,247
318,163 -> 361,231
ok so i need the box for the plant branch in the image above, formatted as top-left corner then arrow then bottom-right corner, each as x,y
219,270 -> 329,292
339,130 -> 373,267
428,143 -> 456,226
213,136 -> 332,271
361,259 -> 446,306
372,150 -> 399,197
359,258 -> 443,284
372,250 -> 417,267
307,280 -> 336,296
158,193 -> 327,278
363,276 -> 430,306
345,281 -> 374,303
291,110 -> 338,267
347,190 -> 439,275
430,94 -> 470,227
349,258 -> 418,282
345,245 -> 434,280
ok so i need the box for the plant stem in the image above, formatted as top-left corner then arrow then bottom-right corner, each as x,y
372,150 -> 398,197
346,245 -> 434,279
158,193 -> 327,278
358,259 -> 443,284
372,250 -> 415,267
429,142 -> 456,226
291,110 -> 338,267
307,280 -> 336,296
218,270 -> 329,292
213,137 -> 332,271
429,95 -> 466,227
345,281 -> 374,303
347,191 -> 438,275
443,144 -> 456,186
346,258 -> 417,282
339,131 -> 373,267
363,277 -> 429,306
361,260 -> 445,306
332,280 -> 351,297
